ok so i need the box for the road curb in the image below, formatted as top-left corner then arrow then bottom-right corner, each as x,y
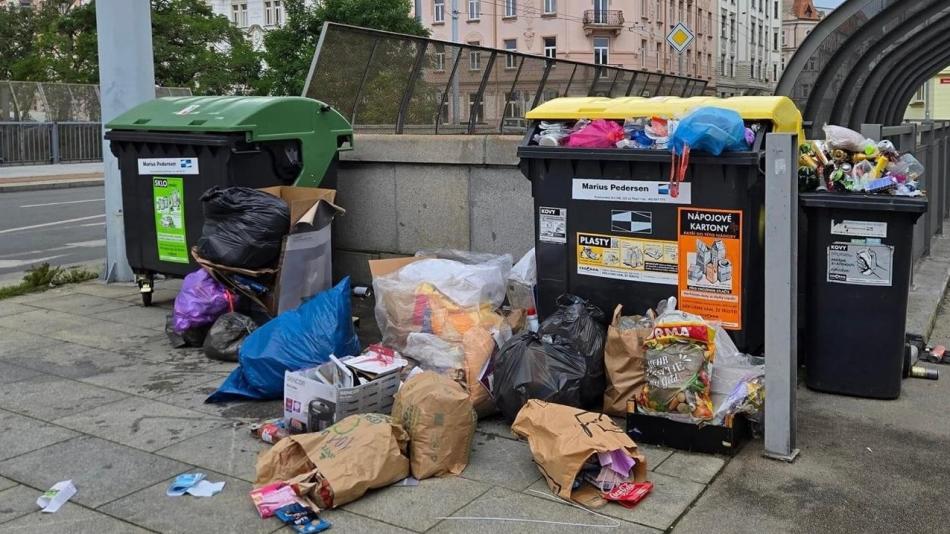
0,178 -> 104,193
906,223 -> 950,343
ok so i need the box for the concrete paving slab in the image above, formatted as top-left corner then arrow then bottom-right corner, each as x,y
99,471 -> 276,534
342,475 -> 491,532
0,309 -> 97,335
0,328 -> 59,358
0,409 -> 79,461
654,452 -> 726,485
25,293 -> 132,316
46,320 -> 160,352
0,436 -> 188,508
154,382 -> 284,421
0,301 -> 33,318
461,432 -> 541,491
0,502 -> 151,534
0,477 -> 15,492
431,486 -> 660,534
77,361 -> 227,399
2,342 -> 140,380
118,288 -> 178,306
0,361 -> 41,384
638,443 -> 676,472
154,424 -> 266,483
474,415 -> 517,440
0,375 -> 128,421
92,305 -> 169,332
318,509 -> 416,533
72,281 -> 140,298
118,339 -> 236,375
0,485 -> 40,525
53,396 -> 229,452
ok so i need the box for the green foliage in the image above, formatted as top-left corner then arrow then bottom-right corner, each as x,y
260,0 -> 428,96
0,263 -> 99,301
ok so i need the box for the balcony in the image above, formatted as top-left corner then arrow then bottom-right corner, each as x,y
583,10 -> 624,36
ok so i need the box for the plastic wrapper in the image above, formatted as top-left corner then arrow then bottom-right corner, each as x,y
507,248 -> 536,311
203,312 -> 258,362
671,107 -> 747,156
635,305 -> 716,422
822,124 -> 868,152
491,332 -> 587,421
196,186 -> 290,269
566,119 -> 625,148
403,333 -> 466,371
172,269 -> 233,334
538,294 -> 607,410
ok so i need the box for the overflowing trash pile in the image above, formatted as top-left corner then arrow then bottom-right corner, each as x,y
798,124 -> 926,196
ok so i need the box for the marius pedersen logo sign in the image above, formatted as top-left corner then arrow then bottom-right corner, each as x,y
138,157 -> 199,175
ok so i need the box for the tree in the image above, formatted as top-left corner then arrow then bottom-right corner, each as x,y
260,0 -> 428,96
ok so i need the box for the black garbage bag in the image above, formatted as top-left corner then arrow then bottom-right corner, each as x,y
491,332 -> 587,422
203,312 -> 258,362
538,294 -> 607,410
196,186 -> 290,269
165,315 -> 209,348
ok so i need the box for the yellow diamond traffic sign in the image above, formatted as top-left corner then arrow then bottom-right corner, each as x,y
667,22 -> 695,54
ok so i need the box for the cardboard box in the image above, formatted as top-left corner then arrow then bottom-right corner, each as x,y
194,186 -> 343,316
283,362 -> 400,433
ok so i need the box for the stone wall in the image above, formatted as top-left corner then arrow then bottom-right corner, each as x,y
331,134 -> 534,285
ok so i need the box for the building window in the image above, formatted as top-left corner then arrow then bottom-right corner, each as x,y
468,41 -> 481,70
434,44 -> 446,71
231,2 -> 248,27
773,30 -> 778,51
434,0 -> 445,23
274,1 -> 282,25
505,90 -> 525,123
773,63 -> 778,83
544,37 -> 557,59
468,93 -> 484,123
468,0 -> 480,20
264,1 -> 272,25
439,95 -> 449,123
720,9 -> 727,39
505,39 -> 518,69
544,0 -> 556,14
504,0 -> 516,18
593,37 -> 609,66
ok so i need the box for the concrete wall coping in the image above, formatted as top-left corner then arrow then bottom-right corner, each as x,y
341,134 -> 522,166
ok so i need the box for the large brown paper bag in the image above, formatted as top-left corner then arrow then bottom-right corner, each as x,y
255,413 -> 409,509
603,304 -> 650,416
392,371 -> 477,479
511,400 -> 647,507
462,327 -> 498,417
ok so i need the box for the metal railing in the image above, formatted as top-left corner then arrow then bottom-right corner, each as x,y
303,23 -> 708,135
0,122 -> 102,166
583,10 -> 624,26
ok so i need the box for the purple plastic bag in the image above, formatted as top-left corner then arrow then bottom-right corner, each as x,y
172,270 -> 233,334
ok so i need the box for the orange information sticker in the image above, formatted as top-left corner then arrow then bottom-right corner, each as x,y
677,208 -> 743,329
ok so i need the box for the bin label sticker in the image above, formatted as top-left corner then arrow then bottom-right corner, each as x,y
539,206 -> 567,244
138,157 -> 199,175
571,178 -> 692,204
831,219 -> 887,238
576,232 -> 678,285
827,242 -> 893,287
611,210 -> 652,234
677,208 -> 743,330
152,177 -> 189,264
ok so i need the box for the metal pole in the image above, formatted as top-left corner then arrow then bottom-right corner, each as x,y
96,0 -> 155,283
451,0 -> 460,128
764,132 -> 800,462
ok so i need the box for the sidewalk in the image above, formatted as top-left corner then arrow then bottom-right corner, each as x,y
0,163 -> 104,192
0,280 -> 720,533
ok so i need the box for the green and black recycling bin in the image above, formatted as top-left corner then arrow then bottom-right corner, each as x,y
105,96 -> 352,305
801,192 -> 928,399
517,96 -> 804,354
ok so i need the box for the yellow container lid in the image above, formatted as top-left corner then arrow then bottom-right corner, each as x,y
526,96 -> 803,137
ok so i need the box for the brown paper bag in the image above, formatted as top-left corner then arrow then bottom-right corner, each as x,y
511,400 -> 647,507
462,327 -> 498,417
603,305 -> 650,417
392,372 -> 477,479
255,413 -> 409,509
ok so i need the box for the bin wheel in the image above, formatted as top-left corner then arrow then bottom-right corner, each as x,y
141,292 -> 153,307
137,275 -> 154,307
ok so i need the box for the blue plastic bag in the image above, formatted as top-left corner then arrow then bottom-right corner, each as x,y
671,107 -> 748,156
206,278 -> 360,402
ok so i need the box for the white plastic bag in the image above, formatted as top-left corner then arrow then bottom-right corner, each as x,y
822,124 -> 867,152
509,248 -> 536,286
403,333 -> 466,371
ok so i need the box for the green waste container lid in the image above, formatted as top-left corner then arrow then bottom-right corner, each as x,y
800,192 -> 928,214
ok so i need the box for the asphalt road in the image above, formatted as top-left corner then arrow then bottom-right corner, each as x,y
0,186 -> 105,279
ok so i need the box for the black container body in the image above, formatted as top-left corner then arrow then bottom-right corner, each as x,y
519,143 -> 766,354
801,193 -> 927,399
626,411 -> 750,455
107,130 -> 333,278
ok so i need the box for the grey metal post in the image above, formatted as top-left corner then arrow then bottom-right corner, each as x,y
96,0 -> 155,283
764,132 -> 800,462
450,0 -> 460,128
50,122 -> 60,164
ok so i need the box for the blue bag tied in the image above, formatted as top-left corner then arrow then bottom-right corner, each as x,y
670,107 -> 748,156
206,277 -> 360,402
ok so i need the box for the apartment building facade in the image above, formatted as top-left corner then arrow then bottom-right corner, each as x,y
782,0 -> 822,69
415,0 -> 718,87
206,0 -> 294,49
716,0 -> 782,97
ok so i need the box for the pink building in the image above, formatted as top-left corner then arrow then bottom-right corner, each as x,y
415,0 -> 717,88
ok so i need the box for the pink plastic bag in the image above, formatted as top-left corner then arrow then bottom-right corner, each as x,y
566,119 -> 625,148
